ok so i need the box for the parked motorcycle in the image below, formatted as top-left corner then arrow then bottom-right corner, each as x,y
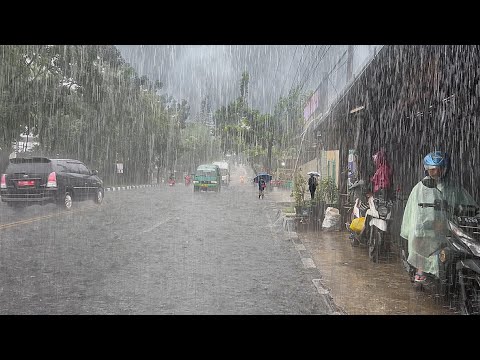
365,189 -> 395,262
400,196 -> 480,315
345,179 -> 370,246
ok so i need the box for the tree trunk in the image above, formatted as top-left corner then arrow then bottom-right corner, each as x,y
266,132 -> 273,174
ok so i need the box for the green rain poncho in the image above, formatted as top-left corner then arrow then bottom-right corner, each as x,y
400,176 -> 478,277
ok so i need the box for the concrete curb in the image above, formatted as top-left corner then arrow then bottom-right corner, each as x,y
273,208 -> 296,236
104,184 -> 160,192
274,203 -> 346,315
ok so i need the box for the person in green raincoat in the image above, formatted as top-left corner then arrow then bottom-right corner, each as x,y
400,151 -> 478,282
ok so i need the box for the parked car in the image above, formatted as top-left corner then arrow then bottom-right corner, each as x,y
0,156 -> 104,210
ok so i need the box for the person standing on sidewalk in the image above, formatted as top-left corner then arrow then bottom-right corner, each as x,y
308,174 -> 317,200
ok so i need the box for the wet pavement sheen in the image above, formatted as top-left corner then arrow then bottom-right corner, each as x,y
268,186 -> 458,315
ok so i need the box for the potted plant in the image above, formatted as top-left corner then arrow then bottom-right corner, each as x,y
316,176 -> 339,205
314,176 -> 339,221
291,170 -> 307,215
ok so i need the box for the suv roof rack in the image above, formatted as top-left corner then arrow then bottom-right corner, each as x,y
9,157 -> 51,163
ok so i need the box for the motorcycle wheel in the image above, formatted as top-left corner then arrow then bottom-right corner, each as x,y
350,235 -> 360,247
368,227 -> 381,263
347,211 -> 357,246
460,275 -> 480,315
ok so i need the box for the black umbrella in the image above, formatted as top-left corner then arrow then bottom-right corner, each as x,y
253,172 -> 272,183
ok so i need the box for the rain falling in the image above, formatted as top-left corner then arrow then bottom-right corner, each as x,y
0,45 -> 478,315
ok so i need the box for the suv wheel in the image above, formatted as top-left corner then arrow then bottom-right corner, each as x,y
62,192 -> 73,210
94,188 -> 104,204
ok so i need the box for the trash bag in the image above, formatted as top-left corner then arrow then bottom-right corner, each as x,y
322,207 -> 341,231
349,217 -> 365,233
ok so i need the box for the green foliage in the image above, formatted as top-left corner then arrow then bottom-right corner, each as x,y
0,45 -> 317,189
291,170 -> 307,208
316,176 -> 338,204
0,44 -> 189,186
282,206 -> 295,214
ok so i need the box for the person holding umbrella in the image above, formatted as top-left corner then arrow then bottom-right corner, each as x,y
258,177 -> 267,199
308,172 -> 319,200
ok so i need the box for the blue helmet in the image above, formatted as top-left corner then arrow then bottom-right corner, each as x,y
423,151 -> 450,177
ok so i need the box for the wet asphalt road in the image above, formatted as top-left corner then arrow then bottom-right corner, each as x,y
0,164 -> 338,314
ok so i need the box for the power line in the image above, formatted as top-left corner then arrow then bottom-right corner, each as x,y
289,45 -> 308,95
295,45 -> 326,92
297,45 -> 331,93
267,45 -> 286,114
278,45 -> 298,101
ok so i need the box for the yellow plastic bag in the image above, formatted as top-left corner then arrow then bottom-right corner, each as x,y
349,217 -> 365,233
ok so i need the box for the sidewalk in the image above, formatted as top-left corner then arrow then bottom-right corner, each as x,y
267,186 -> 294,204
268,184 -> 457,315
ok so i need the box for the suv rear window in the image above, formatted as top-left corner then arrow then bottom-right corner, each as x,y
6,157 -> 53,174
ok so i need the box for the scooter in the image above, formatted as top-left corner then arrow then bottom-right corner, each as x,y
400,193 -> 480,314
345,179 -> 370,246
365,188 -> 395,262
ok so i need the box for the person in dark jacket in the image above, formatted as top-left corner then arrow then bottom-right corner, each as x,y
258,178 -> 266,199
308,174 -> 317,200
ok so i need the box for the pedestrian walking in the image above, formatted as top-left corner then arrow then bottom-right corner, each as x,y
258,178 -> 266,199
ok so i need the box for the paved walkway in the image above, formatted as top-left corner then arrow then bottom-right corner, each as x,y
244,164 -> 458,315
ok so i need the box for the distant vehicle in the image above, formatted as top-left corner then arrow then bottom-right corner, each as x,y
1,156 -> 104,210
193,164 -> 221,192
212,161 -> 230,186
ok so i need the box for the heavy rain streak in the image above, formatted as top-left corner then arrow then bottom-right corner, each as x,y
0,45 -> 479,315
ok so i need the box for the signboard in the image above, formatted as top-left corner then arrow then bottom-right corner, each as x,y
303,90 -> 320,122
116,163 -> 124,174
347,149 -> 356,182
303,78 -> 328,122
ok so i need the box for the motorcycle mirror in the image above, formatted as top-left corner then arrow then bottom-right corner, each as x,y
349,179 -> 364,189
422,177 -> 437,189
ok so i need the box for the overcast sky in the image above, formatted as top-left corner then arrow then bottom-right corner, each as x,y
116,45 -> 328,117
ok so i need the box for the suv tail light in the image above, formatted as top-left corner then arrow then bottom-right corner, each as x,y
1,174 -> 6,189
46,172 -> 57,188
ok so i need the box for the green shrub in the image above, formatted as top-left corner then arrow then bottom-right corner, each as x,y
316,176 -> 338,204
290,170 -> 306,208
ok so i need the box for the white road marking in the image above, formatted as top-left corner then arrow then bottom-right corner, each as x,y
312,279 -> 330,295
301,257 -> 316,268
294,243 -> 306,251
140,217 -> 173,234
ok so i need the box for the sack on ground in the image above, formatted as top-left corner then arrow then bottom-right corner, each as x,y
349,216 -> 366,233
322,207 -> 341,230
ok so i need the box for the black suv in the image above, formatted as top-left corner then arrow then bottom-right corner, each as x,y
1,156 -> 104,210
